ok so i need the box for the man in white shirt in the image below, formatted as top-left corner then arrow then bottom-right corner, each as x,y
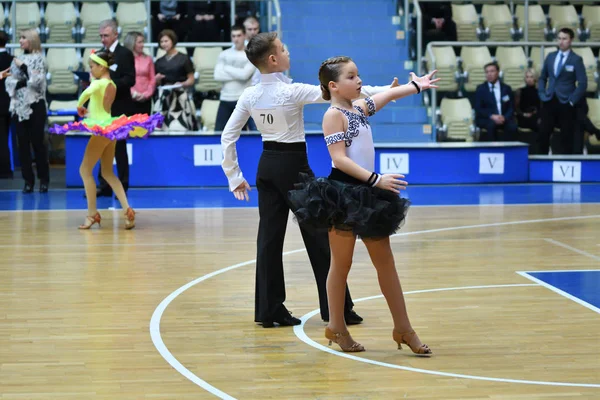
221,32 -> 398,328
474,62 -> 517,141
214,25 -> 256,132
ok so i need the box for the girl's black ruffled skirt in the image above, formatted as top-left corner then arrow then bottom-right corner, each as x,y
287,169 -> 410,238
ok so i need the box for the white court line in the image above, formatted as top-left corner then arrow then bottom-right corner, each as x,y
516,271 -> 600,315
294,284 -> 600,388
149,215 -> 600,399
543,238 -> 600,261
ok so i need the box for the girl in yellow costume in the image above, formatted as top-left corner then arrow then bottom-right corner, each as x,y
49,50 -> 163,229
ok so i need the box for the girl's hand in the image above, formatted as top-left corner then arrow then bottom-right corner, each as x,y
375,174 -> 408,194
14,58 -> 23,68
77,106 -> 87,117
409,70 -> 440,91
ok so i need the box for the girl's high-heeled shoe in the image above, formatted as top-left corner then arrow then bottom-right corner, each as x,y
393,330 -> 432,356
124,207 -> 135,230
325,327 -> 365,352
79,212 -> 101,230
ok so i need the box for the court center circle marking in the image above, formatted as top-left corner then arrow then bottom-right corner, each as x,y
150,214 -> 600,399
294,284 -> 600,389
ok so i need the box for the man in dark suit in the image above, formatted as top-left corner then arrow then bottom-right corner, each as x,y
474,62 -> 517,141
537,28 -> 587,154
0,31 -> 13,179
96,19 -> 136,196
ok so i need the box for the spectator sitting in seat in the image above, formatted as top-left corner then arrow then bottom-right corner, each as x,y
474,62 -> 517,141
515,68 -> 540,152
421,1 -> 457,50
186,0 -> 224,44
151,1 -> 186,44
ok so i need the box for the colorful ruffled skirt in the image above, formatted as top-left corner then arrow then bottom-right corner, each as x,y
288,169 -> 410,239
48,113 -> 164,140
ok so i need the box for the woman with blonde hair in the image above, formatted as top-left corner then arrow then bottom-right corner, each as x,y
1,29 -> 49,193
123,31 -> 156,115
515,68 -> 541,153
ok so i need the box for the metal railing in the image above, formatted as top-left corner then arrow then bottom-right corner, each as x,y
425,40 -> 599,141
405,0 -> 536,78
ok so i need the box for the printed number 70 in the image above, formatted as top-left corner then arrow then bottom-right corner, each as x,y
260,113 -> 274,124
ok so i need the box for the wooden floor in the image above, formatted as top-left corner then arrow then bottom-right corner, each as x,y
1,204 -> 599,399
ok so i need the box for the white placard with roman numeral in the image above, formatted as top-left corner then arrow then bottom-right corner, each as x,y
194,144 -> 223,166
552,161 -> 581,182
479,153 -> 504,174
379,153 -> 409,174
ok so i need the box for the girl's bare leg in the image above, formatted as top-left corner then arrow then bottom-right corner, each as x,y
80,136 -> 110,216
363,236 -> 430,354
325,229 -> 364,352
99,140 -> 130,210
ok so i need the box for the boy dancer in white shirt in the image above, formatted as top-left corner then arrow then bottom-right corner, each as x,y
221,32 -> 398,328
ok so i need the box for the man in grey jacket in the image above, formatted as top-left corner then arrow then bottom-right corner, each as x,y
537,27 -> 587,154
538,28 -> 587,154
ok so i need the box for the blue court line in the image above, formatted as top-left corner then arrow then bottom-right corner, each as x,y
517,270 -> 600,314
1,183 -> 600,211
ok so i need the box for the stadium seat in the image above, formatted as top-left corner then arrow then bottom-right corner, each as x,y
46,48 -> 80,95
192,47 -> 223,93
7,2 -> 41,38
200,99 -> 220,133
548,5 -> 579,41
481,4 -> 513,41
529,46 -> 557,76
583,5 -> 600,42
115,2 -> 148,38
79,2 -> 113,43
439,98 -> 476,141
572,47 -> 597,93
424,46 -> 458,92
460,46 -> 493,92
451,4 -> 479,41
44,2 -> 77,43
515,5 -> 546,42
495,46 -> 528,91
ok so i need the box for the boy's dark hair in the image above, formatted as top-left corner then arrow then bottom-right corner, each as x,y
231,24 -> 246,34
245,32 -> 278,68
318,56 -> 353,101
484,61 -> 499,72
0,31 -> 7,47
559,27 -> 574,40
93,50 -> 115,66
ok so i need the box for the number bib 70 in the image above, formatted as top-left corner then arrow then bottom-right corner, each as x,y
251,107 -> 288,135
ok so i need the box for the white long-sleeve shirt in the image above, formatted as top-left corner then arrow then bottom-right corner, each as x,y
213,47 -> 256,102
221,73 -> 390,191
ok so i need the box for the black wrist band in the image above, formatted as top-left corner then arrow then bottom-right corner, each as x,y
410,80 -> 421,94
366,172 -> 377,186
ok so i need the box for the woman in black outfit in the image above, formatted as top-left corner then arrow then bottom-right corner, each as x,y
515,68 -> 541,154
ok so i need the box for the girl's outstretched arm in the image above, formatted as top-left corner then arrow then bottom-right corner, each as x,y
354,70 -> 439,115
